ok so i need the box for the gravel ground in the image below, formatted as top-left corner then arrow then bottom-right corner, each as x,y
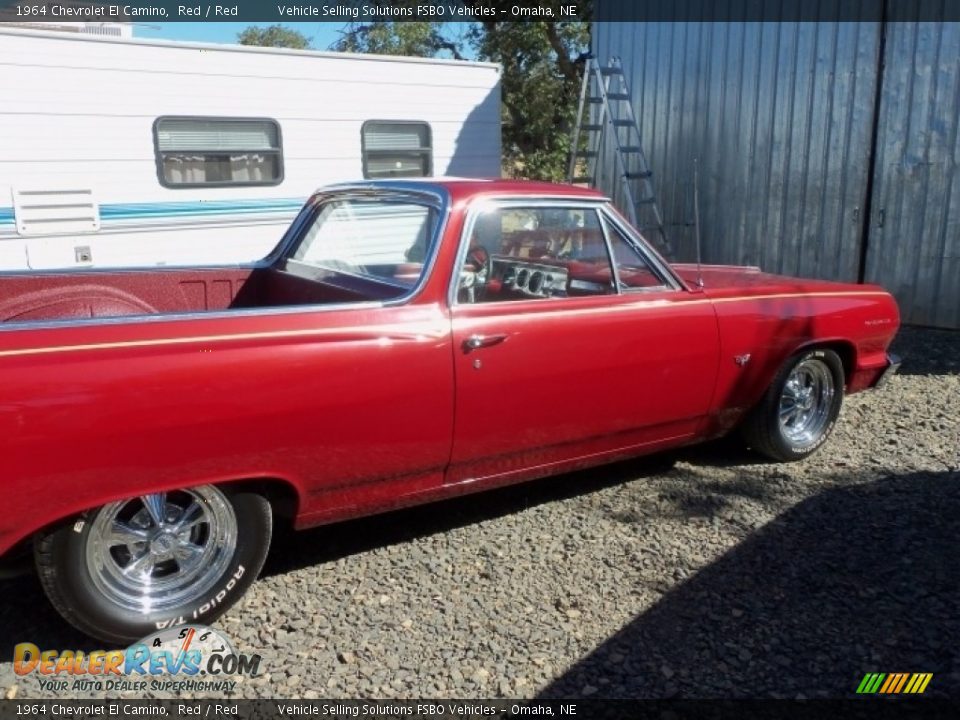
1,326 -> 957,700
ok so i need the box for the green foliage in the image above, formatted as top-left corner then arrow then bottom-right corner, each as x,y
334,21 -> 463,59
237,25 -> 311,50
466,9 -> 589,180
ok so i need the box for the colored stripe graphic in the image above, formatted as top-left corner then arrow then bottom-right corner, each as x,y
0,198 -> 305,225
99,198 -> 305,220
879,674 -> 896,693
857,672 -> 932,694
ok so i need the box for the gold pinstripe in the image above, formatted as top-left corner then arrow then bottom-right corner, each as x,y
708,290 -> 889,304
0,327 -> 341,359
0,290 -> 890,360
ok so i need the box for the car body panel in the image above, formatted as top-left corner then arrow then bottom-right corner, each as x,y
448,289 -> 720,483
0,303 -> 454,553
0,179 -> 901,557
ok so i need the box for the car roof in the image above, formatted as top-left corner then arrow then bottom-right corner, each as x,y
317,177 -> 608,202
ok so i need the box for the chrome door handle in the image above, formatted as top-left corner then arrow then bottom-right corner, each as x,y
462,333 -> 508,352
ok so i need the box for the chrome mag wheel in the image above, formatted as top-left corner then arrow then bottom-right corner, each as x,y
84,486 -> 238,613
778,357 -> 836,449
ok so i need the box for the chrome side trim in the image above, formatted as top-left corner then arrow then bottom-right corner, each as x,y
0,299 -> 387,335
0,322 -> 447,359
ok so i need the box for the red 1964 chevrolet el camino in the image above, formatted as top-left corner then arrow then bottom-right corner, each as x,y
0,179 -> 899,643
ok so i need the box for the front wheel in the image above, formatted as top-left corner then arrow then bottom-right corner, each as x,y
741,348 -> 845,462
35,485 -> 271,645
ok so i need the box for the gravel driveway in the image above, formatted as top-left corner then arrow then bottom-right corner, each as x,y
2,326 -> 957,700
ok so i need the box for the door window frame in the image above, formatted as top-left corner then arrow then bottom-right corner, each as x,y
448,197 -> 683,308
598,211 -> 679,293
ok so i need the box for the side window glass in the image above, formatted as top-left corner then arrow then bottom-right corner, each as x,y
458,206 -> 616,304
292,199 -> 435,289
602,218 -> 668,289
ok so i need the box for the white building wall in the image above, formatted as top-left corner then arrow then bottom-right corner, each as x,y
0,29 -> 501,269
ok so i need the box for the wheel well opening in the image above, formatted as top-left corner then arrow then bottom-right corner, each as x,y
814,341 -> 856,385
227,478 -> 300,532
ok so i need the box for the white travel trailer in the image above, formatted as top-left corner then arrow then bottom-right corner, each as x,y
0,27 -> 502,270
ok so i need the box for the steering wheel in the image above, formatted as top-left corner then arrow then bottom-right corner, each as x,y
462,246 -> 493,302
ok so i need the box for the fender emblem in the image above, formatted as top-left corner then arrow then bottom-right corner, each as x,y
734,353 -> 752,366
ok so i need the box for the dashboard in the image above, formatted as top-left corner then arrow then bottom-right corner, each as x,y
495,258 -> 569,298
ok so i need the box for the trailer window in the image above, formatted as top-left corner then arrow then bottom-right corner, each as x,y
362,121 -> 432,179
154,117 -> 283,187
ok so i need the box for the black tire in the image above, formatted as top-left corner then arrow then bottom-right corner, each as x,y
740,348 -> 844,462
34,486 -> 271,645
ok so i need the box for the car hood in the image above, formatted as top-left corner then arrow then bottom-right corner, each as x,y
670,263 -> 883,297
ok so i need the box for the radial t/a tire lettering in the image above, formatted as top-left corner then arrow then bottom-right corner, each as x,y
34,485 -> 271,645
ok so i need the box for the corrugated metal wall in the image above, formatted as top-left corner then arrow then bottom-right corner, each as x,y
593,13 -> 960,328
866,20 -> 960,329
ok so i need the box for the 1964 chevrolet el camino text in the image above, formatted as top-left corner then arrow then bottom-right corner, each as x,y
0,180 -> 900,643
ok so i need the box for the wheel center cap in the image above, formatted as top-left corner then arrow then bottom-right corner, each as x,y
151,532 -> 176,555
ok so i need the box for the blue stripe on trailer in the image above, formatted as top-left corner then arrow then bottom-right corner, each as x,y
0,198 -> 305,225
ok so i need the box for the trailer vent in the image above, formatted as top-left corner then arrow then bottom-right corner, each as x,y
80,26 -> 124,37
13,188 -> 101,236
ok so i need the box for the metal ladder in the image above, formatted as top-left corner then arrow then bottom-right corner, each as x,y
567,56 -> 671,257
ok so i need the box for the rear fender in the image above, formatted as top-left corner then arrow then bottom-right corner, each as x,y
0,474 -> 304,560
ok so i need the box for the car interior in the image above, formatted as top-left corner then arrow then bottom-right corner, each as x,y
0,200 -> 668,324
457,206 -> 666,304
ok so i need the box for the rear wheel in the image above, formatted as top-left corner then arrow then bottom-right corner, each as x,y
741,348 -> 844,462
35,485 -> 271,645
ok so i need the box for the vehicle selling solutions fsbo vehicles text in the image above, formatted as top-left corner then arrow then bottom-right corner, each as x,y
276,4 -> 516,18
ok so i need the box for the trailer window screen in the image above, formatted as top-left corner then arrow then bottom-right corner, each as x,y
362,121 -> 432,179
154,118 -> 283,187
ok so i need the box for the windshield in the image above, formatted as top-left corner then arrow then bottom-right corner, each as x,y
290,197 -> 438,289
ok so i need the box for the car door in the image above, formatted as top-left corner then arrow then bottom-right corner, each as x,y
447,200 -> 720,485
